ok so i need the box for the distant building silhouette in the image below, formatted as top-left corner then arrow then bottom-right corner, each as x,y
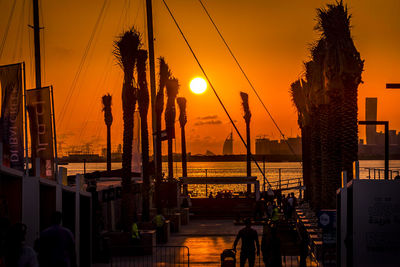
223,132 -> 233,155
255,136 -> 301,155
365,97 -> 377,144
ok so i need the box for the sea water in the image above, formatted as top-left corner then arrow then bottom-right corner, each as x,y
65,160 -> 400,197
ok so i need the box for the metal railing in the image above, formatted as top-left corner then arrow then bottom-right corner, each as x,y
222,248 -> 318,267
362,167 -> 400,180
110,246 -> 190,267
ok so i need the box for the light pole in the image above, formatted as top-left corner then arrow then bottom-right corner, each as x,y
359,121 -> 389,180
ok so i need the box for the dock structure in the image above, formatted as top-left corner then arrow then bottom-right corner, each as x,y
0,148 -> 92,266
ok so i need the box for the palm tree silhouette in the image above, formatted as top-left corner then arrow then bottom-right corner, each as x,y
291,2 -> 363,209
102,94 -> 113,173
165,77 -> 179,179
177,97 -> 187,180
113,28 -> 141,230
240,92 -> 252,194
136,49 -> 151,221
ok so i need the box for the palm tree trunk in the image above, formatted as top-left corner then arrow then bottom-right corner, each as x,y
310,110 -> 322,210
246,122 -> 251,194
181,126 -> 187,177
341,77 -> 359,182
326,94 -> 343,209
155,112 -> 162,209
301,125 -> 312,201
140,116 -> 150,221
181,125 -> 187,194
121,82 -> 136,231
168,138 -> 173,179
107,125 -> 111,172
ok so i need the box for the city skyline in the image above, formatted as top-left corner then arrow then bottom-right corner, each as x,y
1,0 -> 400,154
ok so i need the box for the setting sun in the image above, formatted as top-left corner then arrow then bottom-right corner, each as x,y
190,77 -> 207,94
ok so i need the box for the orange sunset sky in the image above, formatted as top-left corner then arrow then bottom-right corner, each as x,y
1,0 -> 400,155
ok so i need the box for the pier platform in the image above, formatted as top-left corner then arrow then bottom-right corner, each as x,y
94,219 -> 317,266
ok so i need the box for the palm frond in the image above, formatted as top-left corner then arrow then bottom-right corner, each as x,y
113,28 -> 142,73
166,77 -> 179,99
240,92 -> 251,123
315,1 -> 351,42
102,94 -> 112,111
158,57 -> 171,92
177,97 -> 187,127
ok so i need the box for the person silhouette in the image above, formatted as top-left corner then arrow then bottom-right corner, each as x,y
38,212 -> 76,267
233,218 -> 260,267
4,223 -> 38,267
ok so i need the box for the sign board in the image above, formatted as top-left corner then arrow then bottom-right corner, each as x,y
352,180 -> 400,267
318,210 -> 337,244
0,63 -> 24,171
26,87 -> 54,179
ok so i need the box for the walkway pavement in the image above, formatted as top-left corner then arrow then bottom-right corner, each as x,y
168,219 -> 263,266
94,219 -> 311,266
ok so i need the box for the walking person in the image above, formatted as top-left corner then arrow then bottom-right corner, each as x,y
261,223 -> 282,267
38,212 -> 76,267
4,223 -> 38,267
152,209 -> 166,243
287,193 -> 297,220
233,218 -> 260,267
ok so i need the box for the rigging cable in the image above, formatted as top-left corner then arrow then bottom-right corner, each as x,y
57,0 -> 108,129
161,0 -> 271,187
0,0 -> 17,59
73,0 -> 116,144
85,0 -> 132,145
12,0 -> 26,61
197,0 -> 299,158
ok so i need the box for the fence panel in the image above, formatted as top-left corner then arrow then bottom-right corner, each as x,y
110,246 -> 189,267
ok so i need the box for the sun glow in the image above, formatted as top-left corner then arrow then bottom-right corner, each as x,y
190,77 -> 207,94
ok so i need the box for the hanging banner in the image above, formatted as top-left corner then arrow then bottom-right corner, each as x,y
0,63 -> 24,171
131,110 -> 142,177
27,87 -> 54,179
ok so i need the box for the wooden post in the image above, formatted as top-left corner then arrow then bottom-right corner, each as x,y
33,0 -> 42,88
75,174 -> 81,265
145,0 -> 158,183
279,168 -> 282,190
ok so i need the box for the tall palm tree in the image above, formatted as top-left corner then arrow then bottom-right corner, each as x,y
291,2 -> 363,209
113,28 -> 141,230
290,79 -> 312,202
136,49 -> 151,221
240,92 -> 252,194
177,97 -> 187,178
155,58 -> 171,209
156,58 -> 171,180
165,77 -> 179,179
102,94 -> 113,173
317,2 -> 363,207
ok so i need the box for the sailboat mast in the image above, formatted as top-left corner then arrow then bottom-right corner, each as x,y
33,0 -> 41,88
145,0 -> 157,147
145,0 -> 161,207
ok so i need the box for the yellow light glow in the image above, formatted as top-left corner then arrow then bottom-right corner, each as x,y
190,77 -> 207,94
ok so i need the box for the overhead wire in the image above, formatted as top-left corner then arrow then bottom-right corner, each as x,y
73,0 -> 115,144
197,0 -> 299,159
63,0 -> 110,133
0,0 -> 17,59
12,0 -> 26,61
57,0 -> 108,129
85,0 -> 132,149
161,0 -> 271,187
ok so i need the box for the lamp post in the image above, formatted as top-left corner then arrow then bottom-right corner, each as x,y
359,120 -> 389,180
